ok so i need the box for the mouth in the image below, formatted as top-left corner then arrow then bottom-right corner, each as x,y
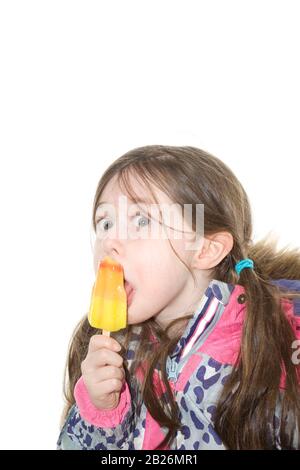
124,280 -> 135,306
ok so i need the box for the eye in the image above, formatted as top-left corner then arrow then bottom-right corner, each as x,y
95,217 -> 114,232
133,212 -> 150,228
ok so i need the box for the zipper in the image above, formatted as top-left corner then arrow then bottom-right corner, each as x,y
167,304 -> 224,383
168,360 -> 178,381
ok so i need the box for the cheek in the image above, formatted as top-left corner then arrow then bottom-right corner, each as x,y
131,251 -> 162,290
134,244 -> 185,291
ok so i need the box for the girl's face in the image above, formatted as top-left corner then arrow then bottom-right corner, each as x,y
92,174 -> 206,329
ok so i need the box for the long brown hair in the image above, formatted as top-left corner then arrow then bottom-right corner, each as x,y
60,145 -> 300,449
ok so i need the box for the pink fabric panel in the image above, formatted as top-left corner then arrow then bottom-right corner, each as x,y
279,298 -> 300,389
199,285 -> 246,365
142,368 -> 170,449
175,353 -> 203,392
142,410 -> 170,450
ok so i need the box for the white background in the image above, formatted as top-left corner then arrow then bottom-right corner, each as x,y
0,1 -> 299,449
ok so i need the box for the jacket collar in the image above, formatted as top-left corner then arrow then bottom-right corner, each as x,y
169,279 -> 235,359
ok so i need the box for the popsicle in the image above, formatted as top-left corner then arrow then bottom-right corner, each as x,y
88,256 -> 127,336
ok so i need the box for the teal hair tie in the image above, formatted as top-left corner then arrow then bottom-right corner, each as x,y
235,258 -> 254,276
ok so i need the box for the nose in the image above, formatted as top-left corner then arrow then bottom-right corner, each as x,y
102,236 -> 125,260
94,237 -> 125,274
93,215 -> 128,272
101,229 -> 126,264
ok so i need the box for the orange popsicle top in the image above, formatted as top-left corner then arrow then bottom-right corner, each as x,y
88,256 -> 127,332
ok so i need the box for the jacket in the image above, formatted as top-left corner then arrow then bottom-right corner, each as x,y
57,278 -> 300,450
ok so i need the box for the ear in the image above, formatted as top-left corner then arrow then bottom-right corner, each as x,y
191,231 -> 234,270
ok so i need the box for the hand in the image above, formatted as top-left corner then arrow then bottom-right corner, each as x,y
81,334 -> 125,411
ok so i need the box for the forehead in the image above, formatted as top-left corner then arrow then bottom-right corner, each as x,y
97,173 -> 172,208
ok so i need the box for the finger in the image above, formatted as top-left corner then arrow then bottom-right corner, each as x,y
88,334 -> 122,354
93,378 -> 124,396
83,349 -> 123,372
89,365 -> 125,384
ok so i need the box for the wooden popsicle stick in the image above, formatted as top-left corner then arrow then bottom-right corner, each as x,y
102,329 -> 110,337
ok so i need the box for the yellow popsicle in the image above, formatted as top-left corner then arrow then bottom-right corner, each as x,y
88,256 -> 127,335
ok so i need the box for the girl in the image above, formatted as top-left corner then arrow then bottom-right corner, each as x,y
57,145 -> 300,450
